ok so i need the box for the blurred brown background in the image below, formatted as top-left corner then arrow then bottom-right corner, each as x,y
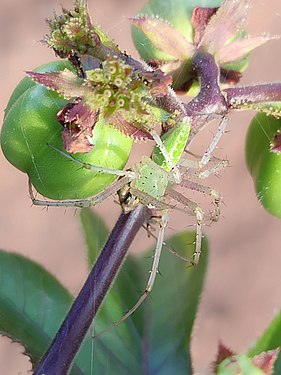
1,0 -> 281,374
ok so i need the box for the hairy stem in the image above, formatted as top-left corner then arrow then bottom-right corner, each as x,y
34,205 -> 152,375
224,83 -> 281,108
185,51 -> 228,145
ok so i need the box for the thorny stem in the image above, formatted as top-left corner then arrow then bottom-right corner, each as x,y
225,83 -> 281,108
34,205 -> 152,375
184,52 -> 281,146
185,52 -> 228,145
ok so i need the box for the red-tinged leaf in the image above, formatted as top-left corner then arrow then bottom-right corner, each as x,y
252,349 -> 280,374
271,131 -> 281,153
191,7 -> 218,46
110,113 -> 153,140
212,341 -> 236,371
130,15 -> 194,60
57,99 -> 99,153
219,35 -> 280,65
199,0 -> 248,55
26,70 -> 90,99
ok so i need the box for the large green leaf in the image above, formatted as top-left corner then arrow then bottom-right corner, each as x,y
0,250 -> 83,374
80,208 -> 208,374
0,209 -> 208,374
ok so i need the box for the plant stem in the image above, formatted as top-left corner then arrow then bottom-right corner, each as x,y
185,51 -> 228,145
225,83 -> 281,108
34,205 -> 152,375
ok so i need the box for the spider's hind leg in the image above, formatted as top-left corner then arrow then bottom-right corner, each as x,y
166,189 -> 204,265
93,210 -> 169,338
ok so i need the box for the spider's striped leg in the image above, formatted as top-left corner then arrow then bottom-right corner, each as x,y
179,179 -> 222,222
29,176 -> 131,208
48,144 -> 137,179
166,189 -> 204,265
199,115 -> 228,167
93,211 -> 169,338
180,155 -> 229,180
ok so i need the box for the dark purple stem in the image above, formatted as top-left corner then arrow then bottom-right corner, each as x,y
34,205 -> 152,375
185,52 -> 228,145
224,83 -> 281,109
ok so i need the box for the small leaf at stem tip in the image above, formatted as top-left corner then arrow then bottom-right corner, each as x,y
109,113 -> 153,141
216,353 -> 278,375
57,99 -> 99,153
252,349 -> 280,374
26,70 -> 88,99
219,35 -> 281,65
191,6 -> 218,46
130,15 -> 194,60
213,340 -> 236,370
199,0 -> 249,55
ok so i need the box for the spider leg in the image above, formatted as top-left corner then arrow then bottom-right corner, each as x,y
179,179 -> 222,222
166,189 -> 204,265
180,157 -> 229,180
48,144 -> 137,179
199,115 -> 228,167
148,129 -> 182,183
29,176 -> 131,208
93,211 -> 169,338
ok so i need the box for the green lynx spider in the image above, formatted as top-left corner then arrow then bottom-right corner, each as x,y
29,115 -> 228,330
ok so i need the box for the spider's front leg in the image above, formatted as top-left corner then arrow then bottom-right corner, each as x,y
28,176 -> 133,208
29,145 -> 138,208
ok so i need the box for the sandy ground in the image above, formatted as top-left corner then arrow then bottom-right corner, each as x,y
0,0 -> 281,374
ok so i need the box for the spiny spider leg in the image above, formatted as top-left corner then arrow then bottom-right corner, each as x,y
29,176 -> 131,208
180,157 -> 229,179
48,144 -> 137,179
199,115 -> 228,167
166,189 -> 204,265
179,179 -> 222,222
144,226 -> 194,264
93,211 -> 169,339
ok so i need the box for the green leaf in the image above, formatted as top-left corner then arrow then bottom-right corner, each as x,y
0,208 -> 208,374
248,312 -> 281,374
245,113 -> 281,218
80,208 -> 109,267
131,15 -> 194,60
217,354 -> 266,375
0,250 -> 81,373
131,0 -> 222,61
89,229 -> 208,375
0,248 -> 114,375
